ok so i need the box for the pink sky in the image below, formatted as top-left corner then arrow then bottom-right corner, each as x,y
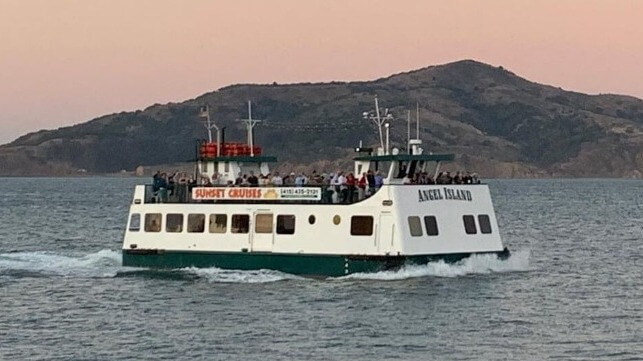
1,0 -> 642,144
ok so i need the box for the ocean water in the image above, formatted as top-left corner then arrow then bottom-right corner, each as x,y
0,178 -> 641,360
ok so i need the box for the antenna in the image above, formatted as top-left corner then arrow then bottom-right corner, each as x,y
198,104 -> 221,155
416,102 -> 420,139
362,95 -> 394,154
407,110 -> 411,154
237,100 -> 262,156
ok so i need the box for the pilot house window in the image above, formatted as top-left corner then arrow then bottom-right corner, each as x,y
350,216 -> 373,236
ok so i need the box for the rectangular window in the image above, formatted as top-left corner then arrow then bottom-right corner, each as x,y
463,215 -> 477,234
424,216 -> 439,236
351,216 -> 373,236
166,213 -> 184,233
209,214 -> 227,233
276,215 -> 296,235
231,214 -> 249,234
255,213 -> 273,234
478,215 -> 492,234
144,213 -> 162,232
187,214 -> 205,233
129,213 -> 141,232
408,216 -> 423,237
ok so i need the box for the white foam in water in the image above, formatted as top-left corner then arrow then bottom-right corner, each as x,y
341,249 -> 531,281
181,267 -> 302,283
0,249 -> 122,278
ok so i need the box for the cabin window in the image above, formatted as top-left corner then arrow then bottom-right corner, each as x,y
144,213 -> 162,232
424,216 -> 439,236
463,215 -> 477,234
408,216 -> 423,237
351,216 -> 373,236
255,214 -> 273,234
277,215 -> 296,235
128,214 -> 141,232
166,214 -> 184,233
187,214 -> 205,233
231,214 -> 249,234
308,215 -> 316,225
478,215 -> 492,234
209,214 -> 227,233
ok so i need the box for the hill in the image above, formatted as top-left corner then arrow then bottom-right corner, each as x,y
1,60 -> 642,177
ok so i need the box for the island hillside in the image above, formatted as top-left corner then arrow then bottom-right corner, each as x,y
1,60 -> 642,177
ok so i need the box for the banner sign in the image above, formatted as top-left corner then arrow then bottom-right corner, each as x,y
192,187 -> 322,201
418,187 -> 472,202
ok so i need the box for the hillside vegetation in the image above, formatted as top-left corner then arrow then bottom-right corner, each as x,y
1,60 -> 642,177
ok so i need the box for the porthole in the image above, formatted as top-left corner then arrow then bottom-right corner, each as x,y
333,215 -> 341,225
308,215 -> 316,224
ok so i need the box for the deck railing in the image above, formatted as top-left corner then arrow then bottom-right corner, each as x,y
144,184 -> 381,205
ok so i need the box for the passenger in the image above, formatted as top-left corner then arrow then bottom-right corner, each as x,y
312,170 -> 322,185
167,172 -> 176,196
357,172 -> 367,200
241,174 -> 250,186
402,174 -> 412,184
463,171 -> 472,184
337,172 -> 348,203
211,172 -> 222,186
202,176 -> 213,187
259,174 -> 269,186
284,172 -> 295,186
346,172 -> 356,203
366,170 -> 376,196
472,172 -> 480,184
152,170 -> 163,193
271,171 -> 283,186
374,171 -> 383,189
158,173 -> 169,202
248,171 -> 259,186
234,172 -> 243,185
295,173 -> 306,187
453,171 -> 462,184
426,175 -> 436,185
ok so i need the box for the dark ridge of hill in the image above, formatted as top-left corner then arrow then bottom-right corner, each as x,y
1,59 -> 642,177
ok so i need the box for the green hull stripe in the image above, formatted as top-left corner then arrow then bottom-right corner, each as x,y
123,249 -> 509,277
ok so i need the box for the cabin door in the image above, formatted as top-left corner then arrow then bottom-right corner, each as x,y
251,212 -> 274,252
377,213 -> 395,254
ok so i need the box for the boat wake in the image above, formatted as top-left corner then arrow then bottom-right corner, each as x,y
340,249 -> 532,281
0,249 -> 123,278
179,267 -> 302,284
0,249 -> 531,282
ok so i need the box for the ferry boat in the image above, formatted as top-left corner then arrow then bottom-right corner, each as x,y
122,99 -> 510,276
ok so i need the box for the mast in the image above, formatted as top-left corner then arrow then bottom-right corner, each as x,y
416,102 -> 420,139
198,104 -> 221,156
362,95 -> 393,154
407,110 -> 411,154
238,100 -> 262,157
